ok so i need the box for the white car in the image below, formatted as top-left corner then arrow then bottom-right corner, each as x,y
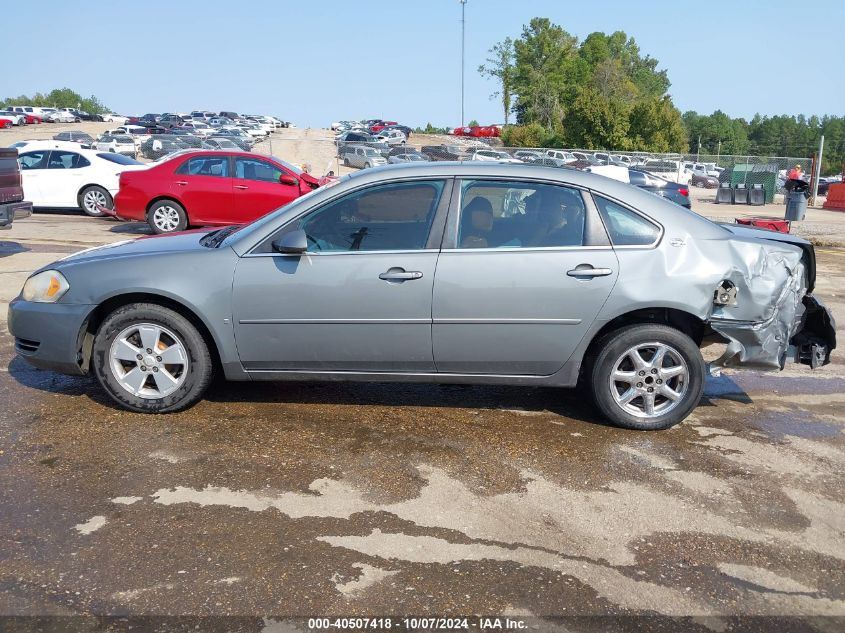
546,149 -> 577,164
180,122 -> 214,138
17,147 -> 145,216
93,134 -> 137,158
43,109 -> 77,123
8,140 -> 85,152
375,129 -> 407,146
0,110 -> 26,125
101,113 -> 129,124
235,123 -> 267,138
470,149 -> 522,163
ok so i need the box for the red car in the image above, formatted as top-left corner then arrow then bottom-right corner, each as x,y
451,125 -> 501,138
23,113 -> 43,124
113,151 -> 327,234
0,118 -> 13,130
369,121 -> 398,133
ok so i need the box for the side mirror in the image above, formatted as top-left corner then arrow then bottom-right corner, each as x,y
272,229 -> 308,254
279,173 -> 298,186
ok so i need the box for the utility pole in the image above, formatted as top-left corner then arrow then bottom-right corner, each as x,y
460,0 -> 467,127
697,135 -> 701,162
716,139 -> 721,167
811,135 -> 824,207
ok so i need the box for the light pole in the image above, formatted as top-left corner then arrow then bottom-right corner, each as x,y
460,0 -> 467,127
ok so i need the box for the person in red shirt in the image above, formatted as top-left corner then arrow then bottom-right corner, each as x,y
788,164 -> 803,180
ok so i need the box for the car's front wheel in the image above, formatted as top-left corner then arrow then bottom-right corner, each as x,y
589,324 -> 704,430
79,185 -> 112,217
92,303 -> 213,413
148,199 -> 188,233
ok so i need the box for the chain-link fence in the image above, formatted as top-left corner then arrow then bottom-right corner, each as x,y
2,117 -> 828,209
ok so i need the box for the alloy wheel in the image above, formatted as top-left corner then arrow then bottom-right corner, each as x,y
608,342 -> 689,418
83,189 -> 108,213
109,323 -> 188,399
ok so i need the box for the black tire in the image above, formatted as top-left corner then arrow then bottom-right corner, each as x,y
78,185 -> 113,217
92,303 -> 213,413
588,324 -> 704,430
148,199 -> 188,234
364,162 -> 371,169
343,157 -> 350,167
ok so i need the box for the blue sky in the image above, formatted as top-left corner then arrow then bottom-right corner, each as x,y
4,0 -> 843,127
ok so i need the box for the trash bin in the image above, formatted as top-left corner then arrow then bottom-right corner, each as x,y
785,179 -> 809,221
786,191 -> 808,220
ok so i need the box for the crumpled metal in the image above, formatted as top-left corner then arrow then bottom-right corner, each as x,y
707,240 -> 807,370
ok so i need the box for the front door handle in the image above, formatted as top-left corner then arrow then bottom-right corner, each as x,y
379,268 -> 424,282
175,180 -> 188,186
234,185 -> 249,190
567,266 -> 613,278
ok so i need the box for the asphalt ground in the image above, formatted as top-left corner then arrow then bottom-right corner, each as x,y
0,210 -> 843,632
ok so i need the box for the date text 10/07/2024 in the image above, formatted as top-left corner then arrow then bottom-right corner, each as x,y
307,616 -> 528,630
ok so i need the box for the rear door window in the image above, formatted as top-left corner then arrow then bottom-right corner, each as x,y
176,156 -> 230,177
47,151 -> 90,169
457,180 -> 587,249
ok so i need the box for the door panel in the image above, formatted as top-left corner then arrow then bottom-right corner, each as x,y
233,157 -> 299,221
432,249 -> 618,375
232,178 -> 451,372
432,178 -> 618,375
171,155 -> 233,225
233,252 -> 438,371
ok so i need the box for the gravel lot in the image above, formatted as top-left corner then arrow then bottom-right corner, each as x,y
1,125 -> 844,628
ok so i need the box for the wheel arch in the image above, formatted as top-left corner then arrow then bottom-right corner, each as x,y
588,307 -> 707,352
76,183 -> 113,203
145,195 -> 185,214
77,292 -> 223,376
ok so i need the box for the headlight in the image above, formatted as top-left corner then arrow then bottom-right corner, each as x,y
22,270 -> 70,303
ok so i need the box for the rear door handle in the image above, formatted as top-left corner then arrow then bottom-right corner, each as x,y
234,185 -> 249,190
175,180 -> 188,186
567,266 -> 613,278
379,268 -> 423,282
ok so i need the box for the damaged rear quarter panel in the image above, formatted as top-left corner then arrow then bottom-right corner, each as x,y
604,233 -> 809,370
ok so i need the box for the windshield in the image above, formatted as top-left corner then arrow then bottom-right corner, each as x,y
269,156 -> 303,175
364,149 -> 378,156
96,153 -> 143,165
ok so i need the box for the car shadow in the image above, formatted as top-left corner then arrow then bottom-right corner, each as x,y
0,241 -> 30,258
8,357 -> 752,428
110,222 -> 152,235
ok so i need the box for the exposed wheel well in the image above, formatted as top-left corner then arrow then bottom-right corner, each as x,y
586,307 -> 705,357
576,307 -> 706,386
77,293 -> 221,375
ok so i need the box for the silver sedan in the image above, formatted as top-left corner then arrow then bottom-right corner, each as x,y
9,163 -> 835,429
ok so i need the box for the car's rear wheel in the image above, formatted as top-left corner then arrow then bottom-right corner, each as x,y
148,200 -> 188,233
589,324 -> 704,430
79,185 -> 112,217
92,303 -> 213,413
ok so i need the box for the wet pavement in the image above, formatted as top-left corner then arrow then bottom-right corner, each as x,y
0,218 -> 844,629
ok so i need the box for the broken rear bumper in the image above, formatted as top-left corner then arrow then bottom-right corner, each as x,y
709,293 -> 836,371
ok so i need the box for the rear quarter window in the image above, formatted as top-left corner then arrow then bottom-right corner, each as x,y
593,195 -> 661,246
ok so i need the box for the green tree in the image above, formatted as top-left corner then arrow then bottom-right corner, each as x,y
563,87 -> 631,150
478,37 -> 515,125
500,122 -> 549,148
3,87 -> 108,113
629,97 -> 687,152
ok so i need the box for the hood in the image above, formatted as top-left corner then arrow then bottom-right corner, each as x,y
52,230 -> 214,267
